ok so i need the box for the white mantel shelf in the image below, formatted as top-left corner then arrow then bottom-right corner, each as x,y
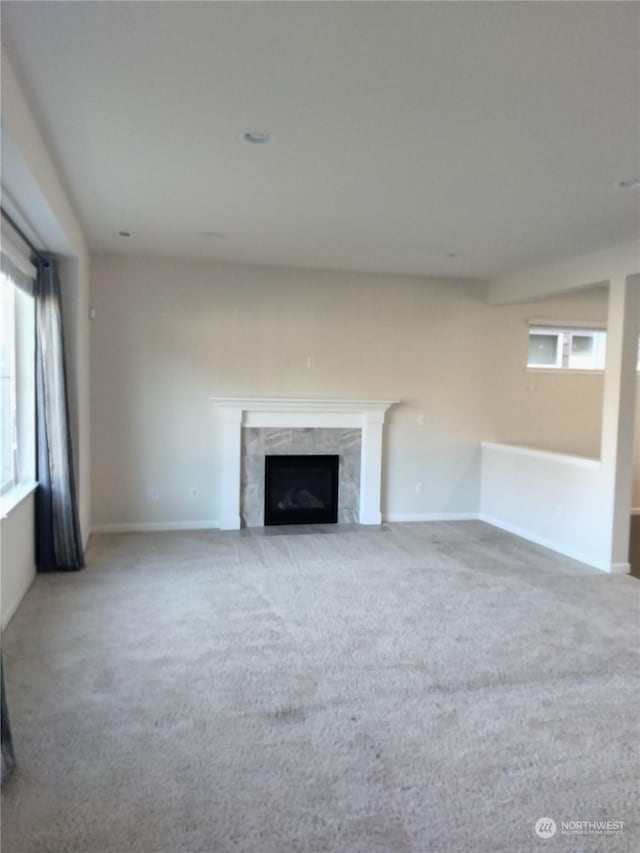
211,396 -> 399,529
210,396 -> 398,413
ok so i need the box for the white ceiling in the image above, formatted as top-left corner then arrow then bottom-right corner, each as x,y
1,1 -> 638,279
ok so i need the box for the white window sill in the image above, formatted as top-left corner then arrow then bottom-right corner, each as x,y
0,481 -> 37,519
526,367 -> 605,375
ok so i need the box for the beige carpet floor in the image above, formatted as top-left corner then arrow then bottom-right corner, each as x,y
1,521 -> 639,853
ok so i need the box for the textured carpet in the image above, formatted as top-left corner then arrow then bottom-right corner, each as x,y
1,522 -> 639,853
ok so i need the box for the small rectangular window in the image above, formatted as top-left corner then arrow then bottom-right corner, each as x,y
528,330 -> 562,368
528,326 -> 606,371
567,331 -> 606,370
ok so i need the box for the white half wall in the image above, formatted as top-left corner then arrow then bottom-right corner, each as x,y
479,443 -> 607,570
480,278 -> 640,573
1,492 -> 36,627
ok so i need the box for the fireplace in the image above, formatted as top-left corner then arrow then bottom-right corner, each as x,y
210,397 -> 398,529
264,455 -> 339,525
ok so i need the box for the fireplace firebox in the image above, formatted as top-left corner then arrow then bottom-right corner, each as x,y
264,455 -> 339,525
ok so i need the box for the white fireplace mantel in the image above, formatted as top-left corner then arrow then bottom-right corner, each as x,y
210,396 -> 398,529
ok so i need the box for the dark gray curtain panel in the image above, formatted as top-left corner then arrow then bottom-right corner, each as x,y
1,654 -> 16,784
35,258 -> 84,572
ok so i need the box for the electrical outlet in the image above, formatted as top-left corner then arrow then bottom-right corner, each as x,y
415,482 -> 423,494
417,413 -> 424,426
146,488 -> 160,501
305,355 -> 314,369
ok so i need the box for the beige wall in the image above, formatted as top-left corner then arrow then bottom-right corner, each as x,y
1,49 -> 91,623
488,283 -> 640,510
90,255 -> 621,528
1,50 -> 91,543
488,286 -> 609,457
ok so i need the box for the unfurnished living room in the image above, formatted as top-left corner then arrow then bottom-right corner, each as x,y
0,2 -> 639,852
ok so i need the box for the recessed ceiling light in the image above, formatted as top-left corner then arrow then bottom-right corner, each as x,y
242,131 -> 275,145
201,230 -> 225,238
118,230 -> 131,238
616,178 -> 640,189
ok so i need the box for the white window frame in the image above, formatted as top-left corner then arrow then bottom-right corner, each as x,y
527,328 -> 563,369
566,329 -> 607,370
1,277 -> 17,494
527,320 -> 607,373
0,235 -> 37,514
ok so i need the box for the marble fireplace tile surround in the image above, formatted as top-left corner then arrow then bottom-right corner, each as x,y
241,427 -> 362,527
211,397 -> 398,530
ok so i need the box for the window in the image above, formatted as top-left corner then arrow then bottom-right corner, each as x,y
1,275 -> 17,492
0,238 -> 36,502
528,325 -> 606,371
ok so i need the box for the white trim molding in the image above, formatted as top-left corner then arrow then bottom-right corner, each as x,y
92,520 -> 219,534
211,396 -> 398,529
383,512 -> 478,523
481,441 -> 600,469
210,396 -> 398,418
527,317 -> 607,331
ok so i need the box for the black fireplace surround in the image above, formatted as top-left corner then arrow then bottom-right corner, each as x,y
264,455 -> 339,525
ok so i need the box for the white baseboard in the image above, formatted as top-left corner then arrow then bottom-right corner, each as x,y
1,564 -> 36,629
477,512 -> 614,572
383,512 -> 479,523
91,520 -> 219,534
